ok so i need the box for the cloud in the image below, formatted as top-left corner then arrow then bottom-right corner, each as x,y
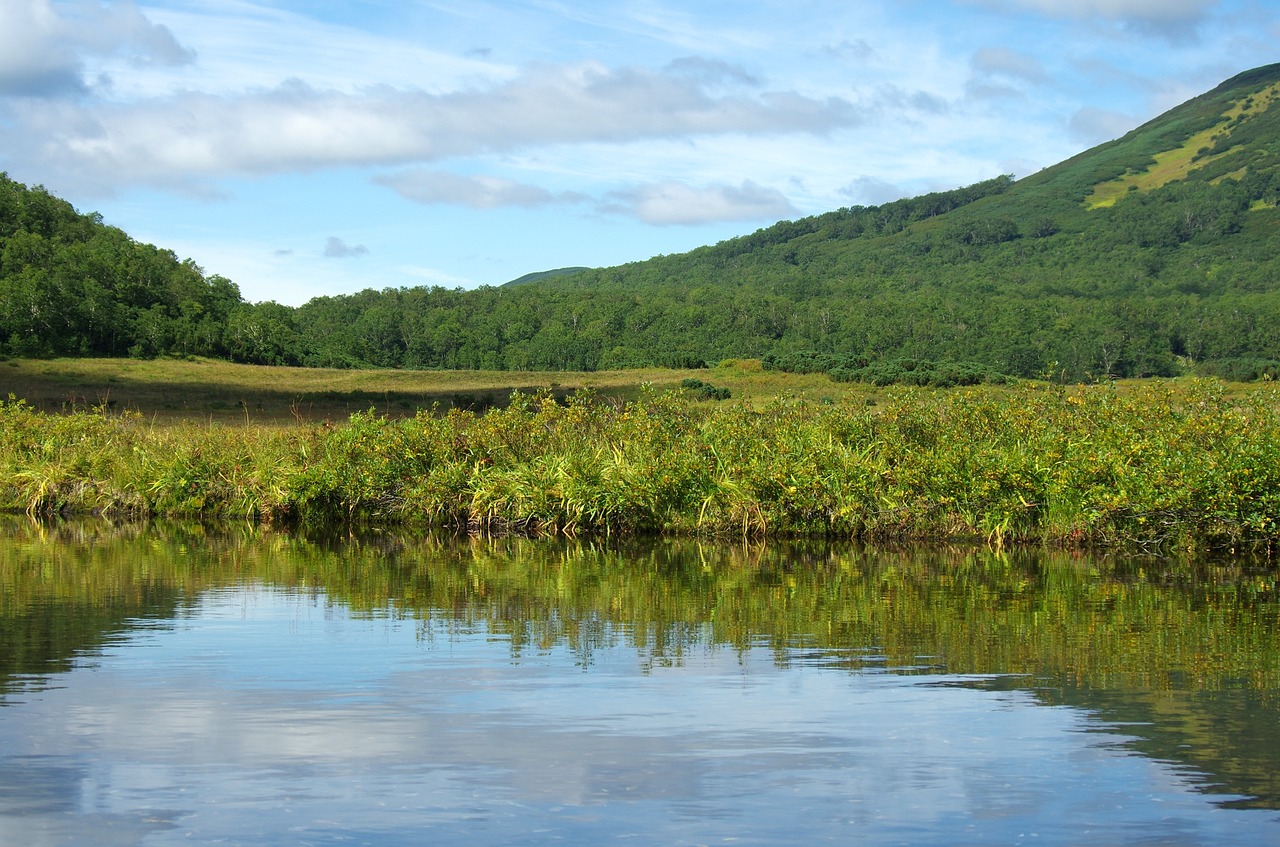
966,0 -> 1216,22
1068,106 -> 1139,144
876,85 -> 951,116
839,176 -> 908,206
378,168 -> 795,226
970,48 -> 1048,85
374,169 -> 582,209
602,180 -> 796,226
0,0 -> 192,97
822,39 -> 875,63
324,237 -> 368,258
1,61 -> 861,194
664,56 -> 761,88
963,0 -> 1217,40
965,80 -> 1030,102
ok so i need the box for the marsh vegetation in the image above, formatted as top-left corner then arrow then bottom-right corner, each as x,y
4,371 -> 1277,552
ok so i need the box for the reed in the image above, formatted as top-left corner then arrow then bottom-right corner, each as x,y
3,380 -> 1279,551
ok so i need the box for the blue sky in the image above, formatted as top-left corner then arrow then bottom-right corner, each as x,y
1,1 -> 1276,305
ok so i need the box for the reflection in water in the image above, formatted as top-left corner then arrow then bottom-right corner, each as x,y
1,518 -> 1278,845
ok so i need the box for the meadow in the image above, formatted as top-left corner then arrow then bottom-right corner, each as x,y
3,358 -> 1278,552
1,356 -> 856,421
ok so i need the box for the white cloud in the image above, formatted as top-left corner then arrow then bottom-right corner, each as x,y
0,0 -> 1267,305
965,79 -> 1031,102
374,169 -> 580,209
1,61 -> 861,194
603,180 -> 797,226
0,0 -> 192,97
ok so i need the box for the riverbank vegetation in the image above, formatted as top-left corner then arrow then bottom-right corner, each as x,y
3,378 -> 1277,552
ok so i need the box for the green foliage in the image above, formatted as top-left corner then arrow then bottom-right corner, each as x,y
5,382 -> 1280,552
1194,358 -> 1280,381
0,173 -> 247,362
679,378 -> 732,400
763,351 -> 1014,387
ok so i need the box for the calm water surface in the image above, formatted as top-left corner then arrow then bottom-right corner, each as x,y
2,521 -> 1278,846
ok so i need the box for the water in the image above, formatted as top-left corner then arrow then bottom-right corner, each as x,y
2,522 -> 1278,845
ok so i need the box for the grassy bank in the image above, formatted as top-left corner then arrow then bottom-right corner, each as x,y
3,378 -> 1278,551
1,356 -> 862,421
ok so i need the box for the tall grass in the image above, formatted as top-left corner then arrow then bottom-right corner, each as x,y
3,380 -> 1279,551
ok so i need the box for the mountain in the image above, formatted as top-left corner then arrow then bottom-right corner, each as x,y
3,64 -> 1280,379
510,62 -> 1280,381
502,267 -> 592,287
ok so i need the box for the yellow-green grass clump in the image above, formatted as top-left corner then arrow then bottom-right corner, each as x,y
1086,81 -> 1280,209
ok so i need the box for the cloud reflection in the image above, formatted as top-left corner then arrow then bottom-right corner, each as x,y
0,586 -> 1275,846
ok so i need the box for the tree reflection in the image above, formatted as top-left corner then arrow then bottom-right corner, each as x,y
2,517 -> 1277,806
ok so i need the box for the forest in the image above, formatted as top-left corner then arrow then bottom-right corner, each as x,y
2,63 -> 1280,383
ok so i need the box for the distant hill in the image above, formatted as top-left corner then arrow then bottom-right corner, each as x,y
3,64 -> 1280,379
502,267 -> 591,287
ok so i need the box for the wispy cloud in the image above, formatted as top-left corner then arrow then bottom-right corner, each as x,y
965,0 -> 1217,23
821,39 -> 876,63
970,48 -> 1049,86
379,167 -> 796,227
374,169 -> 583,209
602,180 -> 796,226
962,0 -> 1220,40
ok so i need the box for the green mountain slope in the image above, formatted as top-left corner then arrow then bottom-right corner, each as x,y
502,267 -> 592,287
4,64 -> 1280,379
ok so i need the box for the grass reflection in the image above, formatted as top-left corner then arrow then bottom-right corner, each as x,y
3,517 -> 1278,807
4,518 -> 1275,689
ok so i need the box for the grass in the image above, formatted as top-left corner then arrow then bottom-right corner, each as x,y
1085,81 -> 1280,209
1,356 -> 873,422
3,371 -> 1279,553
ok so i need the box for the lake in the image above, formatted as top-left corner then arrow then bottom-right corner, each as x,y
2,519 -> 1278,846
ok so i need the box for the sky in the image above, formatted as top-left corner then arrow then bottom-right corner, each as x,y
0,1 -> 1277,306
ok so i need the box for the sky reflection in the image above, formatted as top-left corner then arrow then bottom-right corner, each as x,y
1,584 -> 1276,847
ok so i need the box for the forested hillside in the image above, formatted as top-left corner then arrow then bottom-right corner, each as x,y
3,64 -> 1280,380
